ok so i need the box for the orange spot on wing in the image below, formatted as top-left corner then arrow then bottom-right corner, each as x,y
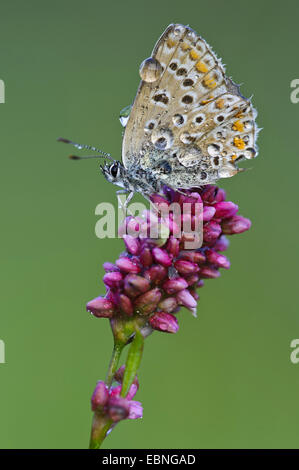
216,98 -> 225,109
195,61 -> 208,73
181,42 -> 191,51
167,39 -> 176,48
232,120 -> 244,132
189,49 -> 199,60
233,137 -> 246,150
203,76 -> 217,89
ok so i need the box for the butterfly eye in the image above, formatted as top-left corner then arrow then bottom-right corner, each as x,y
110,163 -> 119,178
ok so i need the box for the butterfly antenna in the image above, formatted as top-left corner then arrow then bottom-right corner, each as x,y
57,137 -> 113,161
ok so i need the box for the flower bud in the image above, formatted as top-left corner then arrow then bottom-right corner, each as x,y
158,297 -> 178,312
91,381 -> 109,411
119,294 -> 133,316
116,257 -> 140,274
152,247 -> 173,267
149,312 -> 179,333
139,247 -> 153,267
206,249 -> 230,269
222,215 -> 252,234
128,401 -> 143,420
203,205 -> 216,221
176,289 -> 197,309
203,221 -> 222,243
201,185 -> 218,203
123,235 -> 141,255
86,297 -> 115,318
103,271 -> 123,288
185,273 -> 200,286
200,266 -> 221,278
215,188 -> 226,202
163,277 -> 188,294
213,235 -> 229,251
179,251 -> 206,264
103,262 -> 119,272
174,259 -> 200,275
124,274 -> 150,297
166,236 -> 180,257
108,396 -> 130,422
144,265 -> 167,284
134,288 -> 162,315
214,201 -> 239,219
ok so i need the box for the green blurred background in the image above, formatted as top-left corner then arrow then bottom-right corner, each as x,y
1,0 -> 299,449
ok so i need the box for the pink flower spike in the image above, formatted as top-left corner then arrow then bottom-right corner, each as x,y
214,201 -> 239,219
203,205 -> 216,221
152,247 -> 173,267
103,271 -> 123,288
134,288 -> 162,315
109,385 -> 122,398
203,220 -> 222,243
174,260 -> 200,275
215,188 -> 226,202
139,247 -> 153,267
179,251 -> 206,264
103,262 -> 119,272
149,312 -> 179,333
116,257 -> 140,274
124,274 -> 150,297
163,277 -> 188,294
201,185 -> 219,203
144,265 -> 167,284
185,273 -> 200,286
206,250 -> 231,269
119,294 -> 134,316
176,289 -> 197,309
166,237 -> 180,257
86,297 -> 115,318
213,235 -> 230,252
123,235 -> 141,255
200,266 -> 221,279
108,396 -> 130,422
128,401 -> 143,420
158,297 -> 178,313
126,383 -> 138,401
222,215 -> 252,234
91,381 -> 109,411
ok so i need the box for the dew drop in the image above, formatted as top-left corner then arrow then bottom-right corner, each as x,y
244,147 -> 256,159
119,104 -> 132,127
139,57 -> 163,83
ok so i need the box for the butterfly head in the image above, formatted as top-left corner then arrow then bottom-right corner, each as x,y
101,160 -> 126,188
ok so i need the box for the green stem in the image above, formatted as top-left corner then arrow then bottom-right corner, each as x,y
89,412 -> 113,449
121,329 -> 144,397
106,341 -> 124,387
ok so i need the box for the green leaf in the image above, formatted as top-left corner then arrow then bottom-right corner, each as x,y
121,330 -> 144,397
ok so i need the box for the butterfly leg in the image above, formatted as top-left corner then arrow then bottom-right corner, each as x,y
116,190 -> 135,218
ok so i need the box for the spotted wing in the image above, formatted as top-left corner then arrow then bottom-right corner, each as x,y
122,23 -> 259,188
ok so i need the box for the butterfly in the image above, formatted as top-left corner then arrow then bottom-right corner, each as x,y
59,23 -> 259,201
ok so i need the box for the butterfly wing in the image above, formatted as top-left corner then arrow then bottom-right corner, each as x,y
122,23 -> 258,188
